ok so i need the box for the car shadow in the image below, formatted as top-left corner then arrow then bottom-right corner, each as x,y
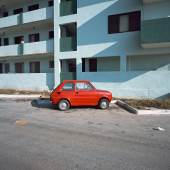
31,99 -> 98,111
31,99 -> 57,110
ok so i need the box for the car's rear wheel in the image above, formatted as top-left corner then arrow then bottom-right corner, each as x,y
99,98 -> 109,109
58,99 -> 70,111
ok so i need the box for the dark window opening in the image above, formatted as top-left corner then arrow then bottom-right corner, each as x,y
82,58 -> 85,72
29,33 -> 40,43
0,63 -> 3,73
49,31 -> 54,39
4,63 -> 10,73
15,63 -> 24,73
108,11 -> 141,34
4,38 -> 9,46
49,60 -> 54,68
14,36 -> 24,44
89,58 -> 97,72
29,62 -> 40,73
48,0 -> 54,6
13,8 -> 23,15
0,38 -> 2,46
3,12 -> 8,17
68,61 -> 76,72
28,4 -> 39,11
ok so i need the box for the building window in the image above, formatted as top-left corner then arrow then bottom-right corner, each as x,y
108,11 -> 141,34
4,63 -> 10,73
49,31 -> 54,39
4,38 -> 9,46
28,4 -> 39,11
14,36 -> 24,44
49,61 -> 54,68
0,63 -> 3,73
29,33 -> 40,43
15,63 -> 24,73
89,58 -> 97,72
3,12 -> 8,17
82,58 -> 85,72
29,62 -> 40,73
0,38 -> 2,46
68,61 -> 76,72
13,8 -> 23,15
48,0 -> 54,6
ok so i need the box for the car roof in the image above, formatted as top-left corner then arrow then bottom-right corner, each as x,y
62,80 -> 90,83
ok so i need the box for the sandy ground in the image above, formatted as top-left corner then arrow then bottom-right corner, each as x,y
0,100 -> 170,170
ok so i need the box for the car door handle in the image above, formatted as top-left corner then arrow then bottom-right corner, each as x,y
76,92 -> 79,94
57,92 -> 61,94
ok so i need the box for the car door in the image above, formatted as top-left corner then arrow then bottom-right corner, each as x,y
74,82 -> 98,106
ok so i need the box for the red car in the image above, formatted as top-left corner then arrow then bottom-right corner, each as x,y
50,80 -> 112,111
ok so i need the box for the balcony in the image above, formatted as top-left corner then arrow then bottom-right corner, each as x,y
143,0 -> 164,3
0,45 -> 19,57
0,15 -> 20,29
0,7 -> 53,29
141,17 -> 170,48
23,7 -> 53,24
23,40 -> 54,55
60,0 -> 77,16
60,37 -> 77,52
0,40 -> 54,57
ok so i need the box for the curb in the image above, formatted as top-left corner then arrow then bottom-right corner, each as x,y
0,94 -> 40,100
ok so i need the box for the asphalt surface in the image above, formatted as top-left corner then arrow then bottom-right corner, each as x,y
0,99 -> 170,170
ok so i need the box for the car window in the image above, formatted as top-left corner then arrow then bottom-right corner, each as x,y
76,82 -> 93,91
62,83 -> 74,91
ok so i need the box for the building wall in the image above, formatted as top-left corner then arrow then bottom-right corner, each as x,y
0,73 -> 54,91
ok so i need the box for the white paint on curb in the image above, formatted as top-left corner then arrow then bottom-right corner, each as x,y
138,109 -> 170,115
0,94 -> 40,99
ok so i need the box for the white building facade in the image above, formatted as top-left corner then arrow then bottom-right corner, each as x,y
0,0 -> 170,99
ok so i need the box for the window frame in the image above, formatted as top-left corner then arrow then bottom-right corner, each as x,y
15,62 -> 24,73
13,8 -> 23,15
76,82 -> 94,91
29,33 -> 40,43
62,83 -> 75,91
29,61 -> 40,73
108,11 -> 141,34
28,4 -> 39,11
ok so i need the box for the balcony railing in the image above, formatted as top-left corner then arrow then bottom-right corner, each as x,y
0,7 -> 53,29
141,17 -> 170,48
60,1 -> 77,16
0,45 -> 19,57
23,7 -> 53,24
0,15 -> 20,29
0,40 -> 54,57
60,37 -> 77,52
23,40 -> 54,55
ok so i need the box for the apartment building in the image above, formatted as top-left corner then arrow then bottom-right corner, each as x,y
0,0 -> 170,99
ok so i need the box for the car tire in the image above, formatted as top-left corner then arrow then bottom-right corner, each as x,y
99,98 -> 109,110
58,99 -> 70,111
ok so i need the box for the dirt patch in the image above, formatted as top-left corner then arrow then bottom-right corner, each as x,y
15,120 -> 29,126
0,89 -> 50,96
121,99 -> 170,110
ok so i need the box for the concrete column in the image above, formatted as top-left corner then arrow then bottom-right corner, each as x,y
76,58 -> 82,80
120,54 -> 127,72
54,0 -> 61,87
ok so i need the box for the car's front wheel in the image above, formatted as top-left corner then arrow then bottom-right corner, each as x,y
58,99 -> 70,111
99,98 -> 109,109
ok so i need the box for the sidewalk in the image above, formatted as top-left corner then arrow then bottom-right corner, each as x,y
0,94 -> 40,100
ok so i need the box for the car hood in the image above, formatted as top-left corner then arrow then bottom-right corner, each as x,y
96,89 -> 111,94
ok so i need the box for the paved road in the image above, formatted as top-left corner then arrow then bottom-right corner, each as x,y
0,100 -> 170,170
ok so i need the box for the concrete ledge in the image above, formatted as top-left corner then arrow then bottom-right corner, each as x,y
0,94 -> 40,100
138,109 -> 170,115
